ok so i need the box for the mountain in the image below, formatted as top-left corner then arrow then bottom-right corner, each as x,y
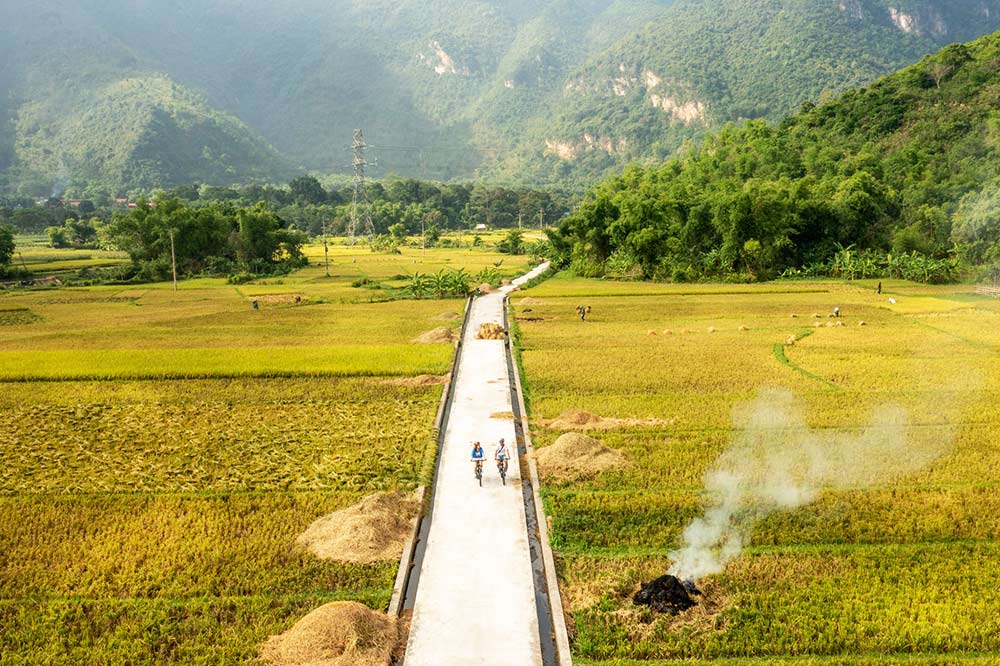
504,0 -> 1000,183
1,0 -> 999,195
551,28 -> 1000,279
0,0 -> 292,196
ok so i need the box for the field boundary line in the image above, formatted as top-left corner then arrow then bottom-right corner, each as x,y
773,329 -> 841,390
506,294 -> 574,666
388,295 -> 473,618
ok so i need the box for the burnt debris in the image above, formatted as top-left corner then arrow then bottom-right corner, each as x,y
633,574 -> 700,614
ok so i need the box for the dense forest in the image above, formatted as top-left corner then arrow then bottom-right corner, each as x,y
550,30 -> 1000,283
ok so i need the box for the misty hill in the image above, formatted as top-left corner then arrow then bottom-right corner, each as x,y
552,28 -> 1000,280
2,0 -> 1000,195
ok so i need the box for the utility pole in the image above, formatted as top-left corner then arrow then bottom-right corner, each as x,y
518,213 -> 522,230
348,129 -> 376,245
322,218 -> 330,277
538,209 -> 544,229
168,228 -> 178,291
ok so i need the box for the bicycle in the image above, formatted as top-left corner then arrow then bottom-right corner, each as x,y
497,457 -> 507,485
474,459 -> 483,486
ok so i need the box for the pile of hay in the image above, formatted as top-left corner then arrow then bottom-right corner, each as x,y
261,601 -> 399,666
543,409 -> 667,432
382,374 -> 449,388
546,409 -> 605,430
412,327 -> 456,344
518,297 -> 548,306
534,432 -> 626,482
476,323 -> 505,340
296,491 -> 420,564
434,311 -> 460,321
477,283 -> 494,294
256,294 -> 306,304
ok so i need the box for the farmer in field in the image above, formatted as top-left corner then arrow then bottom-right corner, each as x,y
470,441 -> 485,477
577,304 -> 589,321
252,299 -> 259,311
833,306 -> 840,318
495,437 -> 510,475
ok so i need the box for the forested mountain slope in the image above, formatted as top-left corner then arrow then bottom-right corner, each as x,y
514,0 -> 1000,182
2,0 -> 999,194
553,30 -> 1000,280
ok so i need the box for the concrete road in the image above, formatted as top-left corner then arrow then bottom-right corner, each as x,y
404,262 -> 550,666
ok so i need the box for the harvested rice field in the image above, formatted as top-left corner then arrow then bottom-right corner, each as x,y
0,243 -> 533,663
513,273 -> 1000,664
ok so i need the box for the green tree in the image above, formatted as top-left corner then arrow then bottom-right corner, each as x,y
0,224 -> 14,268
289,176 -> 327,206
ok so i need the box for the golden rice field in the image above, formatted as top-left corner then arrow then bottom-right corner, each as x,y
0,241 -> 532,663
514,273 -> 1000,664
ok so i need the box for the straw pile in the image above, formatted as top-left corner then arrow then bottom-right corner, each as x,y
261,602 -> 399,666
296,491 -> 420,564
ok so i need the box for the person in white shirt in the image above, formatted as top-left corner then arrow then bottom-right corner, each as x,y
494,437 -> 510,475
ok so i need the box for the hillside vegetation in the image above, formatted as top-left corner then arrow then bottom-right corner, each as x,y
551,29 -> 1000,281
3,0 -> 1000,193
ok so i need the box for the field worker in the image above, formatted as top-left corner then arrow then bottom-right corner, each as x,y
252,299 -> 259,311
495,437 -> 510,475
833,306 -> 840,318
470,441 -> 485,477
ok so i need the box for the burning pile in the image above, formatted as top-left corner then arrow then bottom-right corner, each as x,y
633,574 -> 699,615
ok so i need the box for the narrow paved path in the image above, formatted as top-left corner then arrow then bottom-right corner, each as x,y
404,262 -> 550,666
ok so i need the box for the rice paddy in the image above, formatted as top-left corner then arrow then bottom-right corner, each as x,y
0,241 -> 532,663
514,273 -> 1000,663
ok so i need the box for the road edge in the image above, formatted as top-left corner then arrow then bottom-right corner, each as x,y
388,295 -> 473,618
506,294 -> 574,666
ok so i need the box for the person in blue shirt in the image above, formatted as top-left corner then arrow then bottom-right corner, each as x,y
470,441 -> 485,478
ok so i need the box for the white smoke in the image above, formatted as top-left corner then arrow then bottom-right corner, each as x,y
668,388 -> 951,582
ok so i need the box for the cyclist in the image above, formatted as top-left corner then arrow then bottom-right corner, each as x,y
495,437 -> 510,475
470,441 -> 485,478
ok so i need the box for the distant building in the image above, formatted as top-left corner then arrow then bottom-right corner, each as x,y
474,224 -> 488,231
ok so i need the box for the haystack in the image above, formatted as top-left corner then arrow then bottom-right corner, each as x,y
534,432 -> 625,482
434,311 -> 460,321
519,297 -> 548,306
476,323 -> 506,340
261,601 -> 398,666
383,374 -> 449,388
412,327 -> 456,344
547,409 -> 604,429
296,491 -> 420,564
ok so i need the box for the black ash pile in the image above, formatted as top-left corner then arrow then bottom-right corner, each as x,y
633,575 -> 700,614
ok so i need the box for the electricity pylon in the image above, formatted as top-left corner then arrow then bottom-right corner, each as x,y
348,129 -> 376,245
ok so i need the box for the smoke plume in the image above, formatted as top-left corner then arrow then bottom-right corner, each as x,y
668,388 -> 952,582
